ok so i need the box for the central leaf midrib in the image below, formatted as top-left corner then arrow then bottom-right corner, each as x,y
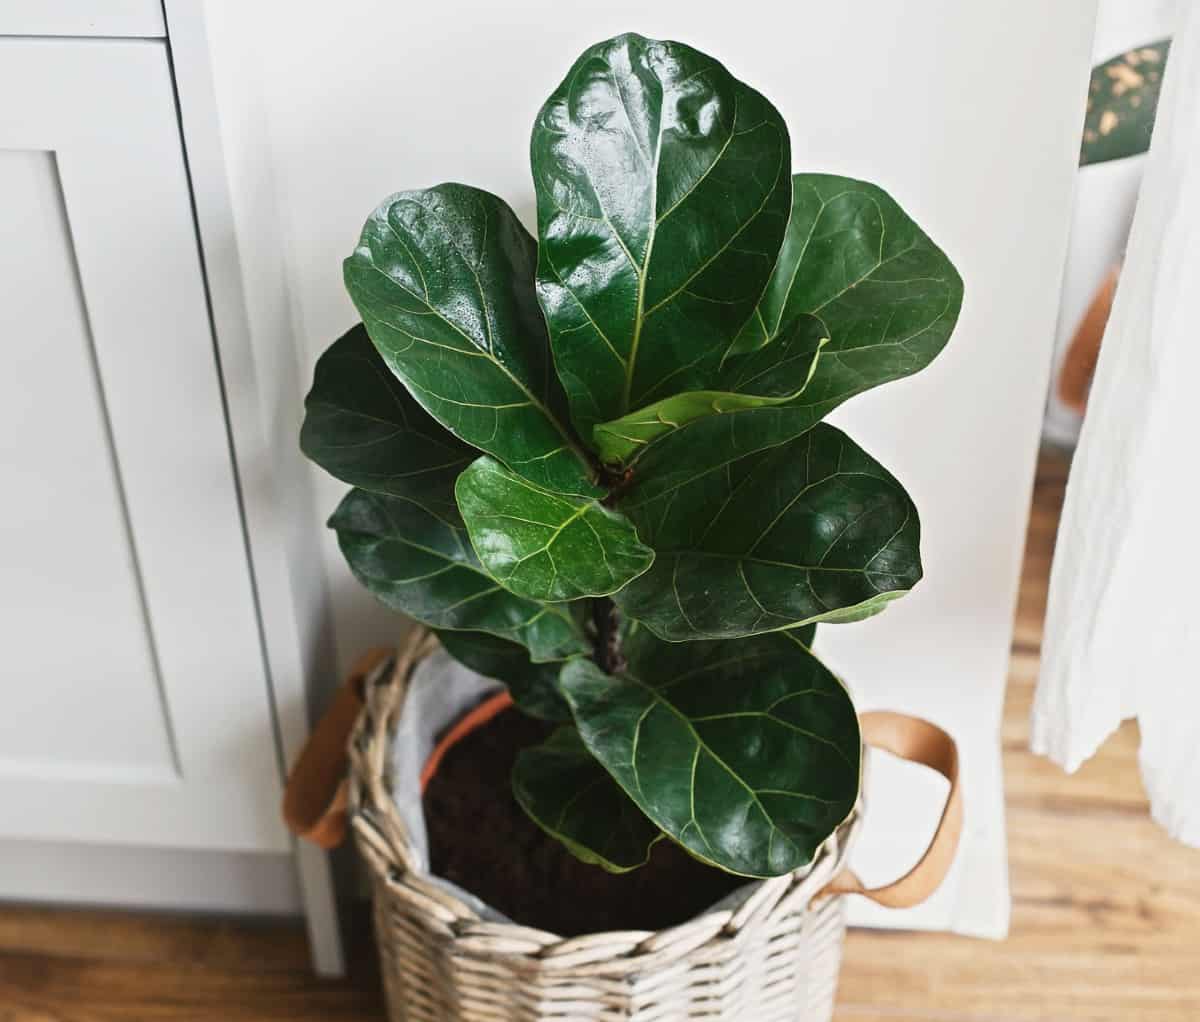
620,110 -> 666,414
626,447 -> 886,519
360,230 -> 595,485
656,548 -> 901,575
623,672 -> 802,861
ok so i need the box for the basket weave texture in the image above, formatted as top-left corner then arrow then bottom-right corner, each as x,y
348,627 -> 860,1022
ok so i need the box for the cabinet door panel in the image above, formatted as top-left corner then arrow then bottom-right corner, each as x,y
0,38 -> 287,852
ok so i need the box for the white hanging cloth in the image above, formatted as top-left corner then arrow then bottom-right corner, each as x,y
1032,2 -> 1200,847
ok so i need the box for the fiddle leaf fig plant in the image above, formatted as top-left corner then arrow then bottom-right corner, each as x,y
301,32 -> 962,879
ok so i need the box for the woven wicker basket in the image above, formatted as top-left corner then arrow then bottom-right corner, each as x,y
287,627 -> 962,1022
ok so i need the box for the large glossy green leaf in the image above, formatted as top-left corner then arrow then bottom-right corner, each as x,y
300,323 -> 474,515
612,422 -> 921,640
456,456 -> 653,602
344,183 -> 599,497
1080,40 -> 1170,166
532,32 -> 792,435
592,315 -> 828,465
513,727 -> 661,872
559,630 -> 860,877
623,617 -> 816,652
435,629 -> 571,720
330,488 -> 588,662
728,176 -> 962,419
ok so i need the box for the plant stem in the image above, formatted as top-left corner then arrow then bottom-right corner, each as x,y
591,597 -> 626,675
599,464 -> 636,507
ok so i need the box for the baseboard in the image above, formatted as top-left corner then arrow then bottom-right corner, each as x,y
0,839 -> 302,915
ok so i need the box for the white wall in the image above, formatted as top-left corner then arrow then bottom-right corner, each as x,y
215,0 -> 1099,936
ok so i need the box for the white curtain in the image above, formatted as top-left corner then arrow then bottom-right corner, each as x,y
1033,2 -> 1200,845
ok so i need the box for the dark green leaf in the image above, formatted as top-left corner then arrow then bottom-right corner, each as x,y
455,456 -> 653,602
532,32 -> 791,435
1080,40 -> 1170,166
789,622 -> 818,648
330,487 -> 588,662
513,727 -> 661,872
436,629 -> 571,720
300,323 -> 474,515
344,183 -> 599,497
559,630 -> 860,877
592,315 -> 828,464
612,422 -> 921,640
727,175 -> 962,425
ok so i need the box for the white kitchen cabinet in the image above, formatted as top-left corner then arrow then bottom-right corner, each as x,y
0,8 -> 342,974
0,35 -> 286,853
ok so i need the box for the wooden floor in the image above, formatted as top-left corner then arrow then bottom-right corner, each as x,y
3,448 -> 1198,1021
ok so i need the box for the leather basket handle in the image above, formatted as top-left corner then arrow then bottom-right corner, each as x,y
821,711 -> 963,908
282,648 -> 392,849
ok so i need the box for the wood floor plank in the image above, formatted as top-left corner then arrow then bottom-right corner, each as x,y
0,904 -> 383,1021
0,906 -> 310,972
1,447 -> 1193,1021
0,952 -> 382,1022
838,937 -> 1200,1021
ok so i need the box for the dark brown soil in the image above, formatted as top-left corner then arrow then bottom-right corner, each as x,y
423,706 -> 744,936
